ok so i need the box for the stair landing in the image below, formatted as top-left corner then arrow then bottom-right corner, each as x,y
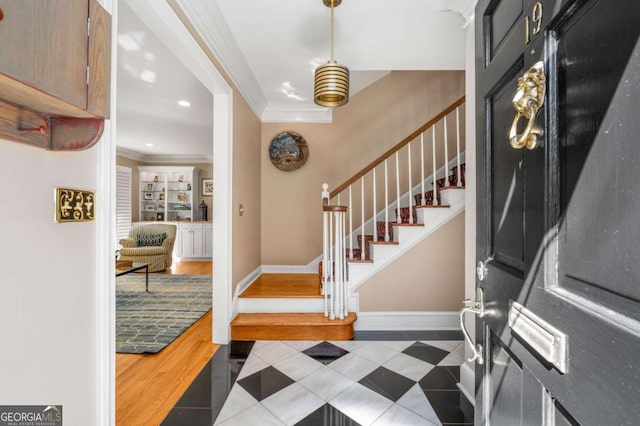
240,273 -> 321,298
234,273 -> 356,340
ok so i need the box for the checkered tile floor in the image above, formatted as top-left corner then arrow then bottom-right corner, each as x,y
213,339 -> 472,425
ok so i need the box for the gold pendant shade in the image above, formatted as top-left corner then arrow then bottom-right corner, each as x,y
313,0 -> 350,107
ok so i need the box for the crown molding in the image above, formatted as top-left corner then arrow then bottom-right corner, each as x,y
116,147 -> 212,164
175,0 -> 267,118
262,103 -> 334,123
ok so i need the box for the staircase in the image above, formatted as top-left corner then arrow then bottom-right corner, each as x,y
231,97 -> 466,340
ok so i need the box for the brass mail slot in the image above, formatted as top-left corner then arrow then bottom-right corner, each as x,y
508,301 -> 568,374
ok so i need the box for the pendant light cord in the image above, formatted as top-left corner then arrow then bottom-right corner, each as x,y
330,0 -> 335,61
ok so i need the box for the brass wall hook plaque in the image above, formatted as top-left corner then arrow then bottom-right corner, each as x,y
55,188 -> 95,223
509,61 -> 546,150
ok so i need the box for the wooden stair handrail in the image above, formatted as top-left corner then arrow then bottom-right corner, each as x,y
329,96 -> 465,198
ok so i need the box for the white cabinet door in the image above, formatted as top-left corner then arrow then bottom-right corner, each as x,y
203,225 -> 213,257
180,228 -> 195,258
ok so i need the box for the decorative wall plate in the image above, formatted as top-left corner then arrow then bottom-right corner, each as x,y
269,131 -> 309,171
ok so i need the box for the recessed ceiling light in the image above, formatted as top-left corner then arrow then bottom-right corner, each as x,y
178,100 -> 191,107
145,143 -> 154,147
139,69 -> 156,83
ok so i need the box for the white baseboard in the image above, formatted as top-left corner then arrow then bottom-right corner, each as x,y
231,266 -> 262,319
354,311 -> 460,330
458,361 -> 475,406
261,257 -> 321,274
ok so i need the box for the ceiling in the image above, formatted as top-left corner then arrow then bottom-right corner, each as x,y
116,0 -> 473,160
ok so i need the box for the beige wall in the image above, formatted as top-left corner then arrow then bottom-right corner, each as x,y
232,93 -> 262,292
115,156 -> 213,223
358,212 -> 465,311
261,71 -> 465,265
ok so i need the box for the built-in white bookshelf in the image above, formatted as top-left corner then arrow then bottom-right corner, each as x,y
138,166 -> 198,222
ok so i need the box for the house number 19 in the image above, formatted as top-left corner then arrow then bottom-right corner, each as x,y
525,2 -> 543,44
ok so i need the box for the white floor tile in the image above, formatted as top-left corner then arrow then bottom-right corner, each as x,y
396,384 -> 442,425
328,352 -> 379,381
283,340 -> 320,351
214,385 -> 258,425
352,342 -> 401,364
252,341 -> 299,365
237,353 -> 269,380
262,383 -> 325,425
329,340 -> 368,351
438,352 -> 465,367
274,352 -> 324,381
329,383 -> 394,425
420,340 -> 463,352
299,366 -> 355,401
383,352 -> 435,381
377,341 -> 415,352
216,397 -> 284,426
372,404 -> 439,426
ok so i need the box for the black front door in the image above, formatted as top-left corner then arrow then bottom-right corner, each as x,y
475,0 -> 640,424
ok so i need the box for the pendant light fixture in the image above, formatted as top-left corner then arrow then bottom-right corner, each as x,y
314,0 -> 350,107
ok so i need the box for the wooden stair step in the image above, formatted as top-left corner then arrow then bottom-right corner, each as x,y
240,273 -> 321,298
230,313 -> 357,340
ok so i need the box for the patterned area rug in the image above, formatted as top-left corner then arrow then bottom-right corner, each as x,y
116,274 -> 212,354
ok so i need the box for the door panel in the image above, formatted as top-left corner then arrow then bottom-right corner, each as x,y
476,0 -> 640,424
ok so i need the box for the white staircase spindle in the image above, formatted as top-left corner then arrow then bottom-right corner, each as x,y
330,210 -> 336,320
372,168 -> 377,241
432,127 -> 439,206
395,152 -> 401,223
384,159 -> 389,242
335,211 -> 342,320
420,133 -> 425,205
408,141 -> 413,224
322,209 -> 328,317
349,185 -> 353,259
456,107 -> 462,187
360,177 -> 365,260
444,115 -> 450,187
342,208 -> 348,318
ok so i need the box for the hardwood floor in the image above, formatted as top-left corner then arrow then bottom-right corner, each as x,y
240,273 -> 321,298
116,260 -> 216,426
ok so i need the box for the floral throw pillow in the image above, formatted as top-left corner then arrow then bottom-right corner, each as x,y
137,232 -> 167,247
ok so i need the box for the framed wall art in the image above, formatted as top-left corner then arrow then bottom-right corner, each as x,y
202,178 -> 213,196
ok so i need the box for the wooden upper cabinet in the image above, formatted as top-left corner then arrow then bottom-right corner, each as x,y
0,0 -> 111,150
0,0 -> 110,118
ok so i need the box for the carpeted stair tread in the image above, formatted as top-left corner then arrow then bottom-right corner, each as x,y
415,204 -> 451,209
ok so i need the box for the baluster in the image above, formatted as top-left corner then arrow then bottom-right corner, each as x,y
338,211 -> 345,320
444,115 -> 450,187
342,211 -> 348,318
349,185 -> 353,259
329,209 -> 335,320
360,177 -> 365,260
372,168 -> 377,241
384,159 -> 389,242
432,126 -> 439,206
395,152 -> 401,223
421,133 -> 425,205
408,141 -> 413,224
456,107 -> 462,187
323,210 -> 328,317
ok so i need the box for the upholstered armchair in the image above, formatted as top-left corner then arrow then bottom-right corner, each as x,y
118,223 -> 177,272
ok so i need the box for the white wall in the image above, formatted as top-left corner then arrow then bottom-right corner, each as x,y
461,11 -> 477,403
0,141 -> 101,424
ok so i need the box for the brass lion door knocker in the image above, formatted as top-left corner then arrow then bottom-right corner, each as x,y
509,61 -> 546,150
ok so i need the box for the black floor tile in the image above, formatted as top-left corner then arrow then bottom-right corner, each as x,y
237,366 -> 295,401
161,408 -> 213,426
446,365 -> 461,381
403,341 -> 450,365
172,361 -> 212,408
302,341 -> 349,365
359,366 -> 415,402
295,403 -> 362,425
230,340 -> 255,358
425,390 -> 474,424
419,366 -> 459,390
